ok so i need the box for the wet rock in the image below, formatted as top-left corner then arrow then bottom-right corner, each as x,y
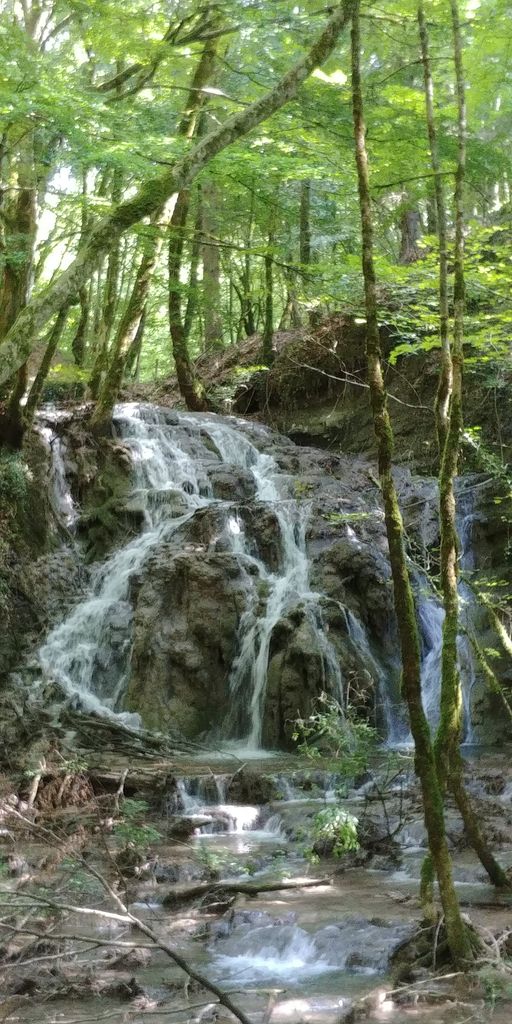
124,547 -> 249,735
210,909 -> 297,940
110,948 -> 152,971
225,769 -> 277,805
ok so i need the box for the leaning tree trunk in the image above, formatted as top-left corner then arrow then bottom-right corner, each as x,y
0,1 -> 354,387
24,304 -> 72,428
350,0 -> 473,967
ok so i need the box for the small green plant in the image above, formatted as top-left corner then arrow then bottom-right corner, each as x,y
0,452 -> 29,504
310,806 -> 359,860
293,693 -> 378,780
114,798 -> 161,848
293,480 -> 315,499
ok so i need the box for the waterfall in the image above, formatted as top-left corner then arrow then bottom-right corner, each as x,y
37,404 -> 343,744
35,403 -> 485,748
38,425 -> 78,529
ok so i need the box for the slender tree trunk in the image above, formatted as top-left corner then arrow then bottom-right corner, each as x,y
261,226 -> 274,364
169,191 -> 208,410
0,136 -> 37,446
92,217 -> 164,428
0,0 -> 354,385
201,179 -> 223,349
433,0 -> 510,890
24,305 -> 71,427
72,286 -> 89,367
417,1 -> 450,454
299,180 -> 311,266
183,203 -> 202,342
350,0 -> 472,967
124,307 -> 146,378
89,171 -> 123,399
71,171 -> 91,367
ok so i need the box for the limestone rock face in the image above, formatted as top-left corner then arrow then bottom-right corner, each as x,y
8,402 -> 511,752
125,546 -> 249,735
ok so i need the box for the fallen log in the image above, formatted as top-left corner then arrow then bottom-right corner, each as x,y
162,876 -> 331,907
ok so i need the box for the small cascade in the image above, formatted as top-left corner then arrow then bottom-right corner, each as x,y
210,916 -> 415,983
38,405 -> 207,725
192,418 -> 341,748
38,425 -> 77,529
175,777 -> 264,836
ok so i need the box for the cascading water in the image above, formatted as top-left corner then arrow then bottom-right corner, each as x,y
38,424 -> 78,529
36,402 -> 486,749
37,404 -> 343,744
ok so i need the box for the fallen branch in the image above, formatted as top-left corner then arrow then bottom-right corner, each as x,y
162,876 -> 331,907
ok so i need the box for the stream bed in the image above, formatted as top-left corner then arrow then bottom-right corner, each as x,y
4,753 -> 512,1024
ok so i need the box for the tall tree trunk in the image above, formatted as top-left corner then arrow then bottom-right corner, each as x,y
434,0 -> 509,890
299,180 -> 311,266
124,307 -> 146,379
92,217 -> 164,428
72,286 -> 89,367
89,170 -> 123,400
398,204 -> 421,263
0,0 -> 354,385
0,135 -> 37,446
183,203 -> 202,342
350,0 -> 473,967
169,191 -> 208,410
261,225 -> 274,365
201,179 -> 223,349
417,1 -> 450,455
71,170 -> 91,367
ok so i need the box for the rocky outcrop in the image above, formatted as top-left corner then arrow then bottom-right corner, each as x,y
124,543 -> 249,735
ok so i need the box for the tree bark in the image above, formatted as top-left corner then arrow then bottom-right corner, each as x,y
201,179 -> 223,349
417,1 -> 451,455
350,0 -> 472,967
89,170 -> 123,400
398,204 -> 421,264
261,225 -> 274,364
168,192 -> 208,410
0,0 -> 354,386
433,0 -> 509,890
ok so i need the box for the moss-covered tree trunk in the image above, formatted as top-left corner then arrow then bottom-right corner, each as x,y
350,0 -> 473,967
0,0 -> 354,387
417,1 -> 450,454
0,136 -> 37,447
201,178 -> 223,349
434,0 -> 510,890
261,223 -> 275,365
